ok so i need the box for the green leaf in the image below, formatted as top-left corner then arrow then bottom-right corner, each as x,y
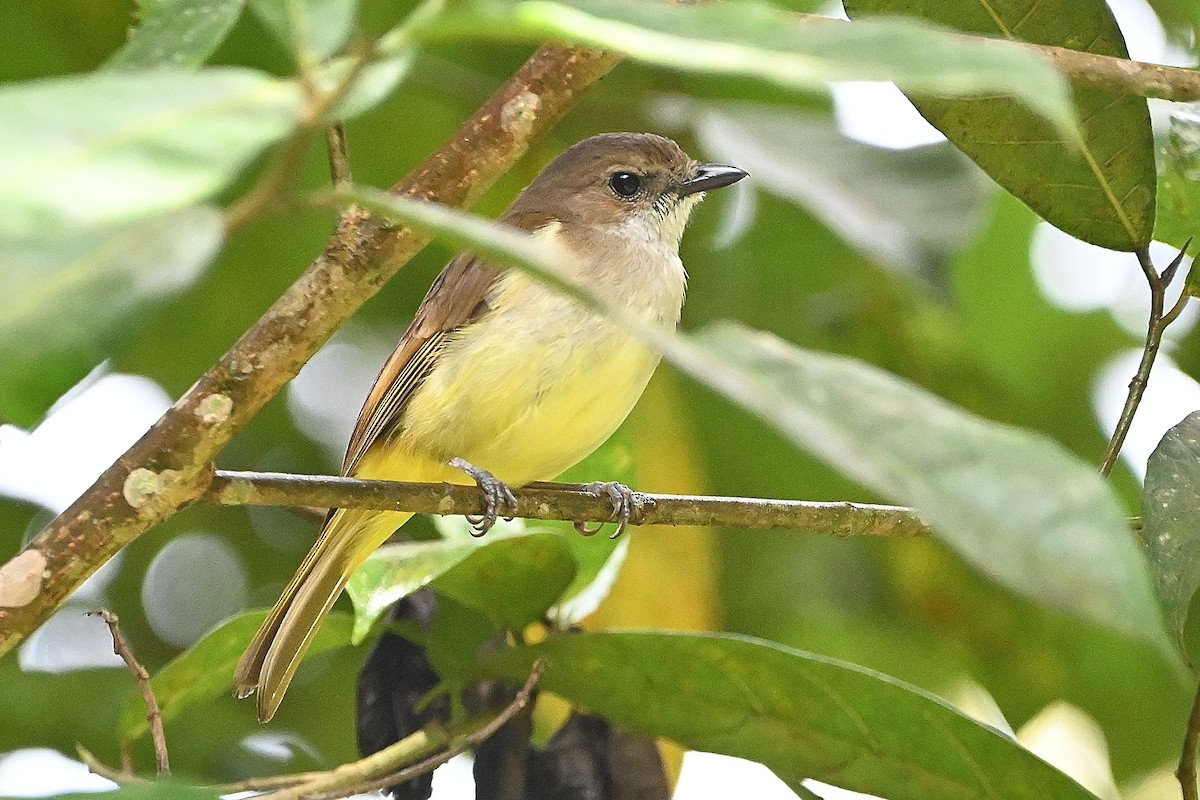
105,0 -> 246,70
1142,411 -> 1200,655
435,533 -> 576,630
119,610 -> 354,743
249,0 -> 357,63
663,323 -> 1174,661
0,208 -> 224,425
417,0 -> 1075,134
346,532 -> 576,642
1155,106 -> 1200,255
843,0 -> 1155,252
674,99 -> 993,286
318,52 -> 415,120
482,631 -> 1100,800
0,69 -> 303,237
50,784 -> 220,800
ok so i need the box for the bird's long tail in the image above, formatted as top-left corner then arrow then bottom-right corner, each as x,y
234,508 -> 411,722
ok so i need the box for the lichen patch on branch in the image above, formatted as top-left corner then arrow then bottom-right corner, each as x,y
501,89 -> 541,140
195,393 -> 234,424
0,550 -> 46,608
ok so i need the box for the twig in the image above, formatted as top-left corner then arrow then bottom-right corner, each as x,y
201,469 -> 934,538
225,49 -> 372,234
325,123 -> 352,188
88,609 -> 169,775
1099,244 -> 1192,475
218,770 -> 327,793
0,45 -> 617,659
77,746 -> 143,786
307,660 -> 545,800
250,661 -> 544,800
1180,678 -> 1200,800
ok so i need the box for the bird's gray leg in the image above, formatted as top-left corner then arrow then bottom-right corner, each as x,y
449,457 -> 518,537
575,481 -> 642,539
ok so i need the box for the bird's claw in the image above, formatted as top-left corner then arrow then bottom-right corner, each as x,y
450,457 -> 517,537
575,481 -> 641,539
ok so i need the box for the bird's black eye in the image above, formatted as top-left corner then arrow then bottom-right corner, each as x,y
608,171 -> 642,199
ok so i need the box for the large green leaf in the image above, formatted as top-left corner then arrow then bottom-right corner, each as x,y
665,323 -> 1174,661
105,0 -> 246,70
0,69 -> 302,237
118,610 -> 354,743
483,631 -> 1100,800
416,0 -> 1074,134
844,0 -> 1155,252
250,0 -> 357,63
346,532 -> 576,642
1142,412 -> 1200,655
0,208 -> 223,425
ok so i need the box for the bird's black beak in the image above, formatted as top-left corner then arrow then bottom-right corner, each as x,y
679,163 -> 748,196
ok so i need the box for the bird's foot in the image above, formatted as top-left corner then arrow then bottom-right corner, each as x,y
450,457 -> 517,537
575,481 -> 642,539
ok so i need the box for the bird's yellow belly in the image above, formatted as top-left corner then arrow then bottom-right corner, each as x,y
395,303 -> 663,486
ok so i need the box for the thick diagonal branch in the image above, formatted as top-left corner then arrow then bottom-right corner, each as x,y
0,45 -> 618,658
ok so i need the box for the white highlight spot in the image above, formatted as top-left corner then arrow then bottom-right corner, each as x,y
0,369 -> 171,513
142,533 -> 247,648
0,749 -> 116,796
831,82 -> 946,151
18,606 -> 124,673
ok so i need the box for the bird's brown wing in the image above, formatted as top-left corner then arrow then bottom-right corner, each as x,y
342,209 -> 555,472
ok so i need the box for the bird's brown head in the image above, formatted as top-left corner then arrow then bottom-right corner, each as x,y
508,132 -> 747,248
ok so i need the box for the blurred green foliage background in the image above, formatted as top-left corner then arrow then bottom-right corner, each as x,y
2,0 -> 1199,793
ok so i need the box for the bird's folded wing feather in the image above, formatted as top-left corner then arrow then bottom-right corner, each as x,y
342,210 -> 556,472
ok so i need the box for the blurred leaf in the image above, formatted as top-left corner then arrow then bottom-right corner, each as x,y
105,0 -> 246,70
843,0 -> 1155,252
1142,411 -> 1200,655
676,100 -> 992,287
0,69 -> 302,237
324,53 -> 414,120
0,207 -> 223,425
250,0 -> 357,63
663,323 -> 1174,662
418,0 -> 1075,134
483,631 -> 1100,800
1156,105 -> 1200,255
119,610 -> 354,743
346,533 -> 576,641
52,785 -> 219,800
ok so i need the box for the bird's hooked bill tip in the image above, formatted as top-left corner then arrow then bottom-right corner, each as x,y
679,163 -> 748,196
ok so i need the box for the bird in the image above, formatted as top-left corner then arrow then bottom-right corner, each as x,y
234,132 -> 747,721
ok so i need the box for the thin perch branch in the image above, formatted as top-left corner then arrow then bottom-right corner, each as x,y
0,45 -> 618,658
201,470 -> 934,538
88,609 -> 169,775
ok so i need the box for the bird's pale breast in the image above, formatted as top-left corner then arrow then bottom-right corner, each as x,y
393,225 -> 687,486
